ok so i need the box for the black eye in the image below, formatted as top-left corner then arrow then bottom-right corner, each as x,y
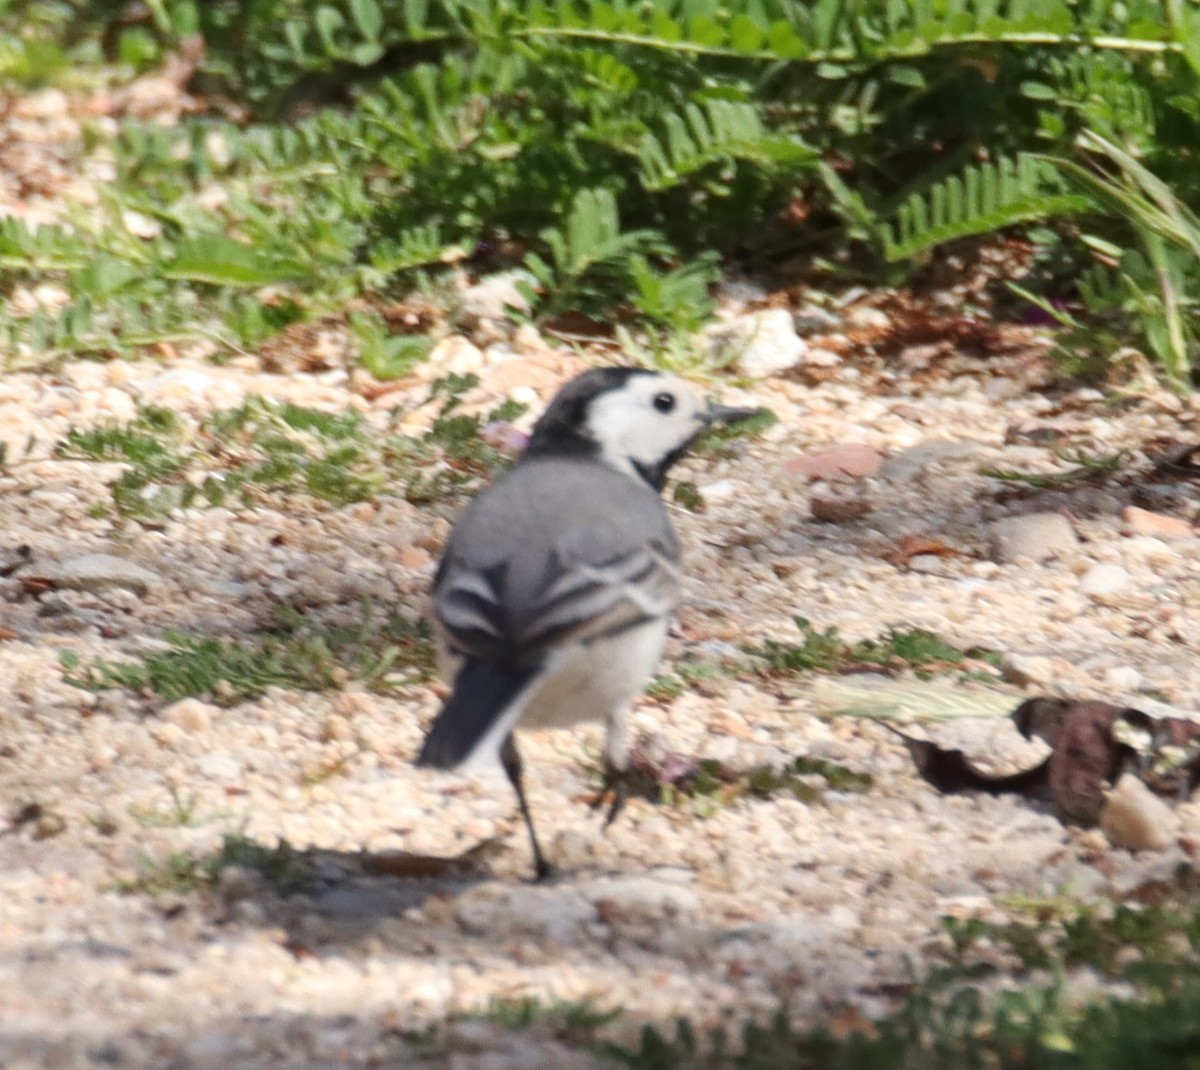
653,392 -> 676,413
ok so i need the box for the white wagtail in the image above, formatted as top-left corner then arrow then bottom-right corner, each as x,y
416,366 -> 759,879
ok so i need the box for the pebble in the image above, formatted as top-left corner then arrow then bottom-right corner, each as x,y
194,752 -> 243,781
48,553 -> 162,596
804,346 -> 843,367
585,875 -> 700,922
1000,653 -> 1060,687
844,305 -> 891,331
458,270 -> 536,324
987,513 -> 1079,564
159,698 -> 216,733
428,335 -> 486,376
1100,775 -> 1178,852
1078,562 -> 1131,598
810,491 -> 872,523
792,305 -> 841,336
786,443 -> 883,480
1122,506 -> 1194,540
906,554 -> 946,575
455,885 -> 596,946
879,440 -> 980,483
698,479 -> 737,502
704,308 -> 808,378
1103,666 -> 1142,692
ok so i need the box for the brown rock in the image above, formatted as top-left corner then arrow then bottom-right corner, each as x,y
811,491 -> 872,523
786,444 -> 883,480
1122,506 -> 1194,540
397,545 -> 433,570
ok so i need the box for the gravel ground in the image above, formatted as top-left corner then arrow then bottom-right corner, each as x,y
3,320 -> 1200,1068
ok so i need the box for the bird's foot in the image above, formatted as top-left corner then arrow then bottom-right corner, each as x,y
590,758 -> 630,831
531,854 -> 555,883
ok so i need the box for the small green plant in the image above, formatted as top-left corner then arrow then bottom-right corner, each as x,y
982,447 -> 1130,490
57,379 -> 526,520
390,375 -> 527,503
646,655 -> 734,700
348,310 -> 434,380
522,188 -> 668,322
750,618 -> 998,680
479,997 -> 620,1044
694,407 -> 777,457
945,875 -> 1200,979
128,786 -> 203,829
115,834 -> 302,896
60,602 -> 434,705
671,481 -> 705,513
1046,131 -> 1200,391
616,748 -> 872,816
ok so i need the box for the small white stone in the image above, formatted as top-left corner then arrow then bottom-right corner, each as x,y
698,480 -> 736,502
428,335 -> 485,376
1000,653 -> 1058,686
160,697 -> 216,733
31,283 -> 70,310
51,553 -> 162,596
804,346 -> 842,367
459,270 -> 536,322
586,876 -> 700,923
121,209 -> 163,239
1103,666 -> 1142,692
845,305 -> 891,331
987,513 -> 1079,564
1078,562 -> 1131,598
195,752 -> 243,781
1100,774 -> 1177,852
704,308 -> 808,378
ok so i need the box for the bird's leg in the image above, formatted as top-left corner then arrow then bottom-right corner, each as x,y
591,712 -> 631,830
596,755 -> 630,830
500,734 -> 552,882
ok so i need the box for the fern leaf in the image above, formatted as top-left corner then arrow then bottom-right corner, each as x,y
0,218 -> 88,273
884,155 -> 1091,261
368,224 -> 469,273
638,99 -> 812,191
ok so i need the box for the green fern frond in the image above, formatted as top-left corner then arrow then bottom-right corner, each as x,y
533,187 -> 664,283
368,223 -> 468,274
638,99 -> 813,191
0,218 -> 89,273
508,0 -> 1189,64
884,155 -> 1091,261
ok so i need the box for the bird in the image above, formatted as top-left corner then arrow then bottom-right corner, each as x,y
415,366 -> 760,880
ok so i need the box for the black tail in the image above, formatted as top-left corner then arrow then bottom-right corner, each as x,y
416,659 -> 541,769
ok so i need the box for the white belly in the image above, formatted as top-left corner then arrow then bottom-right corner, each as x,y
521,618 -> 669,730
442,618 -> 669,769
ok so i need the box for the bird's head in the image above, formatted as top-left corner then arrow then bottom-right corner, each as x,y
525,367 -> 762,489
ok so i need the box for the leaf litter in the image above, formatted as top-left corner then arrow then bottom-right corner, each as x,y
891,697 -> 1200,829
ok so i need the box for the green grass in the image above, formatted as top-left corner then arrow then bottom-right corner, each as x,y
478,997 -> 622,1044
56,377 -> 526,520
115,833 -> 303,896
127,786 -> 204,828
646,658 -> 725,701
7,2 -> 1200,387
749,617 -> 1000,681
982,448 -> 1132,491
436,873 -> 1200,1068
615,748 -> 872,817
60,602 -> 434,705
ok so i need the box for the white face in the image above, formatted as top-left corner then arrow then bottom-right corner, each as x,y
583,373 -> 710,480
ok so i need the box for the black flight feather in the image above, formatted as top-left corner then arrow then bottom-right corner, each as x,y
415,659 -> 542,769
